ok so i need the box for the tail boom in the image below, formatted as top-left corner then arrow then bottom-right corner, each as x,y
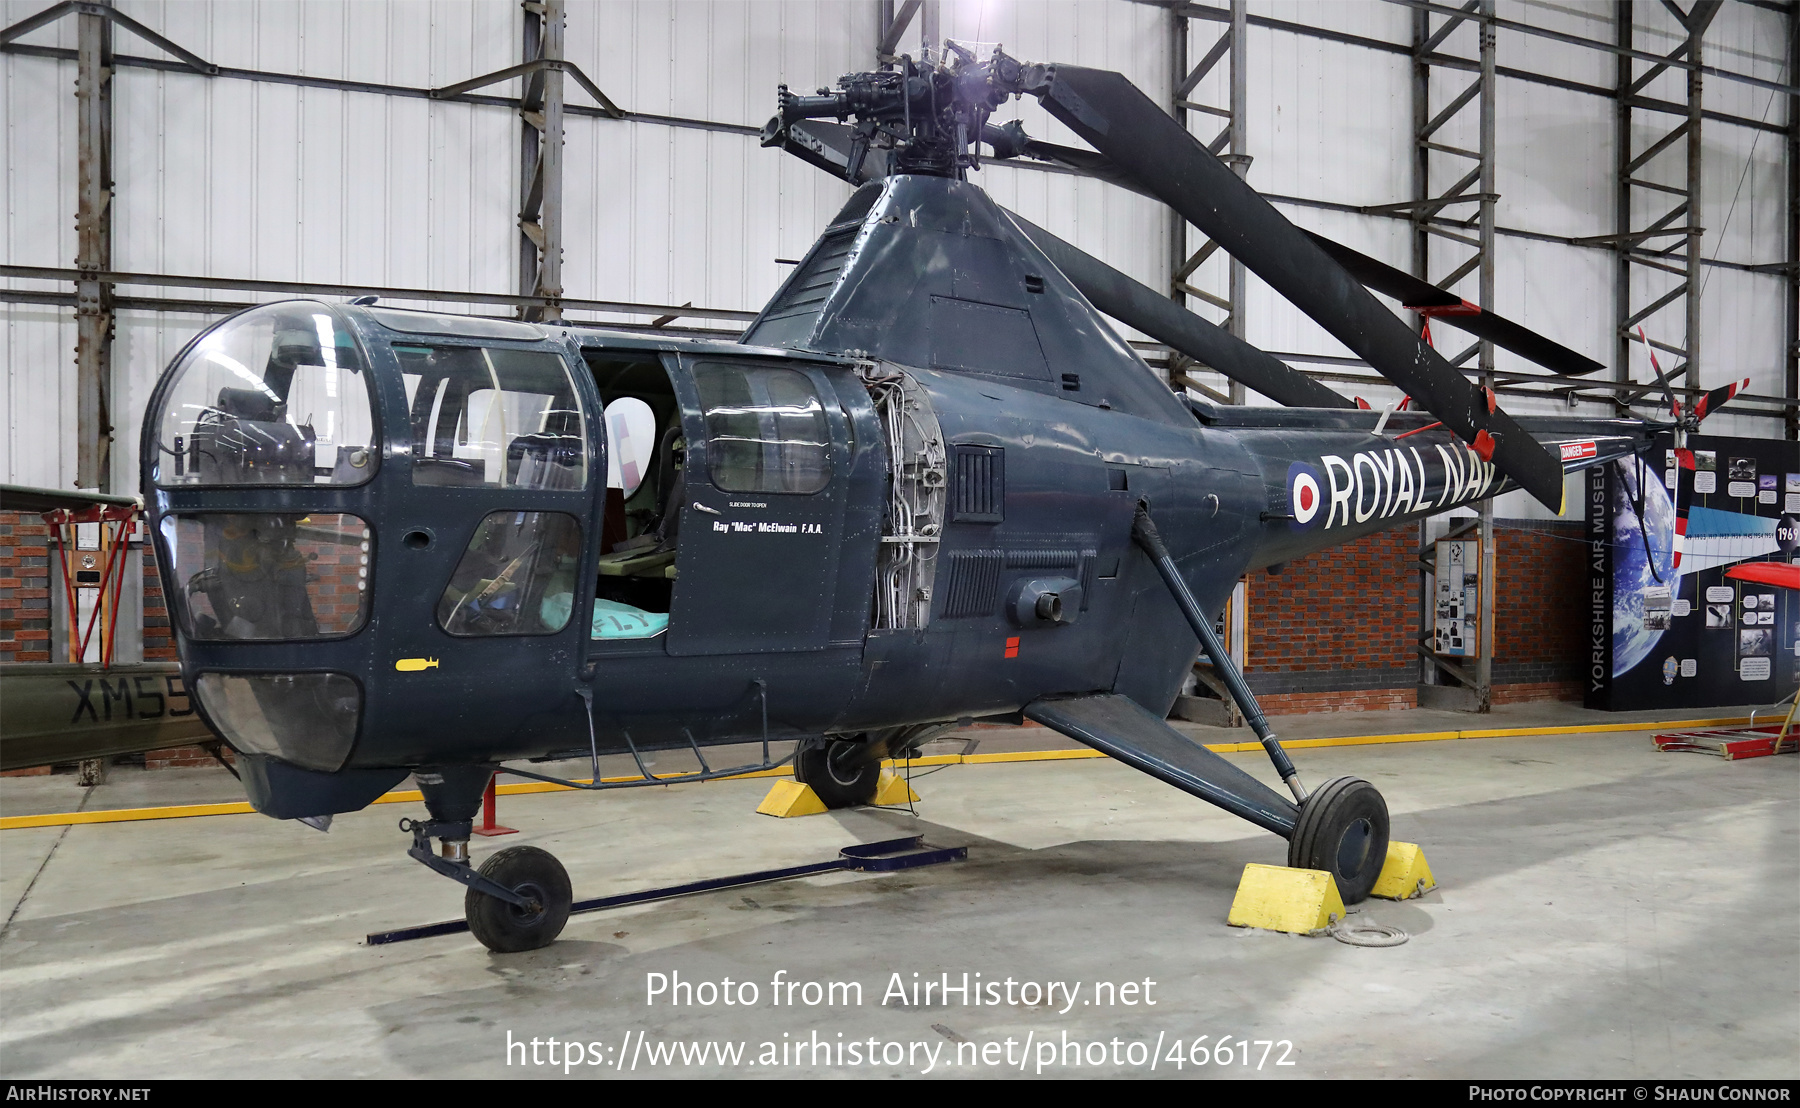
1219,413 -> 1656,571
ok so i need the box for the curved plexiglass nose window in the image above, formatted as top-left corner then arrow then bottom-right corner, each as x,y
161,512 -> 372,640
153,302 -> 377,486
194,672 -> 361,773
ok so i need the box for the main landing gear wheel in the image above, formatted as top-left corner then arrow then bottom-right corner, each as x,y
794,738 -> 881,809
1287,776 -> 1390,905
465,845 -> 572,953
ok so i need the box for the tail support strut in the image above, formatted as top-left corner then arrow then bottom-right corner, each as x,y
1131,505 -> 1308,803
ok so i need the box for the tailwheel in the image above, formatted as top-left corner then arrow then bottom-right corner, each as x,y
794,738 -> 881,809
1287,776 -> 1389,905
465,845 -> 572,953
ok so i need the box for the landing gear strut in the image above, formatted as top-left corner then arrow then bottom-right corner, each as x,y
1131,505 -> 1394,900
403,765 -> 573,952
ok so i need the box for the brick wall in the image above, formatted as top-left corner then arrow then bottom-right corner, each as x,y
144,744 -> 233,770
1237,519 -> 1586,714
1247,528 -> 1418,672
1242,528 -> 1416,714
142,541 -> 176,661
1490,521 -> 1585,699
0,513 -> 52,663
1,512 -> 173,664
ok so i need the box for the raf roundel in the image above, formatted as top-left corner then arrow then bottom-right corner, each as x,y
1288,462 -> 1324,527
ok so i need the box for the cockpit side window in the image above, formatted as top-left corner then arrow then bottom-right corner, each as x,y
396,344 -> 588,490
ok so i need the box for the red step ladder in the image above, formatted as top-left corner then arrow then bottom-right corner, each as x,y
1654,697 -> 1800,760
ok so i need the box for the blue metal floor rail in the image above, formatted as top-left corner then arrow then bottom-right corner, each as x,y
365,835 -> 967,946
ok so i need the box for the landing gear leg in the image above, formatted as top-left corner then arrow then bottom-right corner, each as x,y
403,765 -> 572,952
1130,504 -> 1397,896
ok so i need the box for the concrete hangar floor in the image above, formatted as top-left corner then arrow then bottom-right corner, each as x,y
1,702 -> 1794,1080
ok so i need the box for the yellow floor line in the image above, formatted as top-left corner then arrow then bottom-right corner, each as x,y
0,714 -> 1754,831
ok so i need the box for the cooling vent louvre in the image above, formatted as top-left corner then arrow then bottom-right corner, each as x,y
939,545 -> 1100,618
1005,549 -> 1076,569
761,229 -> 856,323
950,444 -> 1005,523
942,550 -> 1005,617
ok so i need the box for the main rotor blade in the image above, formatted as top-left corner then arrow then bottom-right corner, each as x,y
1301,232 -> 1605,377
1008,213 -> 1354,410
988,129 -> 1159,198
996,133 -> 1602,380
1009,63 -> 1567,510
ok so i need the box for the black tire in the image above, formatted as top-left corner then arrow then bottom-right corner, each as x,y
465,845 -> 572,953
1286,776 -> 1390,905
793,739 -> 881,809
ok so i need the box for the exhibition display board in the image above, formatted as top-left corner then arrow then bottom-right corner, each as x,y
1587,434 -> 1800,710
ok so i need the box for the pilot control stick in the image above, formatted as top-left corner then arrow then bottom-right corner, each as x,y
1131,506 -> 1309,804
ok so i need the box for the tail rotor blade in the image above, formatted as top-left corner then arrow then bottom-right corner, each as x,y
1009,213 -> 1354,410
1633,326 -> 1684,417
1692,378 -> 1751,423
1008,62 -> 1566,511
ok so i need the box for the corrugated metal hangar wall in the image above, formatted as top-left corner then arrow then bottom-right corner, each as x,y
3,0 -> 1795,513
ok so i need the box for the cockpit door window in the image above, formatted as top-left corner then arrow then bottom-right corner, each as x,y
693,363 -> 831,494
437,511 -> 583,637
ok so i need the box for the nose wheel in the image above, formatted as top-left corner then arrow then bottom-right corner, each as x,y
1287,776 -> 1389,904
465,845 -> 573,953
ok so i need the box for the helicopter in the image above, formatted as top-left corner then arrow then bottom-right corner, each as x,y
138,44 -> 1733,953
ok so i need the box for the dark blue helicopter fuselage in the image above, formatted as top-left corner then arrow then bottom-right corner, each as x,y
141,174 -> 1642,821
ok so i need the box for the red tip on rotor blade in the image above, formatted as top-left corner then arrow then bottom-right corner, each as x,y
1413,299 -> 1481,317
1472,429 -> 1497,462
